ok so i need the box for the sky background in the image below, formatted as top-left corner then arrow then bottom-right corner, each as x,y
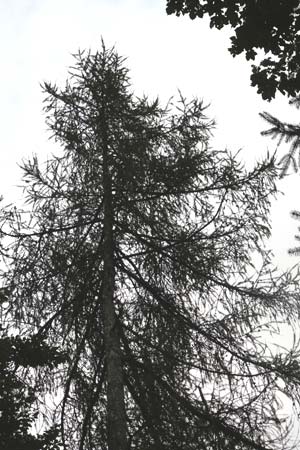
1,0 -> 300,269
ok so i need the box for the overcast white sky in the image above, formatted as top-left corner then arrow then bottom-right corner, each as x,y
1,0 -> 300,269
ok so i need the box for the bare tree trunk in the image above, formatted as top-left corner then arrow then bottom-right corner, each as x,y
102,143 -> 127,450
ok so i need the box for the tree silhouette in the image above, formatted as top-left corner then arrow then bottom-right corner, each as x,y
0,313 -> 65,450
2,42 -> 300,449
166,0 -> 300,100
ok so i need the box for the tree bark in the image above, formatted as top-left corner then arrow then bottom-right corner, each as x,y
102,141 -> 127,450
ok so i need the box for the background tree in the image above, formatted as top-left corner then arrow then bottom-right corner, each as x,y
2,43 -> 300,449
260,98 -> 300,254
283,210 -> 300,256
260,99 -> 300,178
166,0 -> 300,100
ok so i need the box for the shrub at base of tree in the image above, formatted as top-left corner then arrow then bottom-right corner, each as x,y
0,330 -> 65,450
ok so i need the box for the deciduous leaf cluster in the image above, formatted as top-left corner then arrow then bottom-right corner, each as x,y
166,0 -> 300,100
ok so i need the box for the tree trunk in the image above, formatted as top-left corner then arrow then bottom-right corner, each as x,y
102,142 -> 127,450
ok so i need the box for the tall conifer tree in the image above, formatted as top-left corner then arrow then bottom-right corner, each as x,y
3,43 -> 300,449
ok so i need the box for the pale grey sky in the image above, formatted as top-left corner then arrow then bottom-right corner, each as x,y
0,0 -> 299,268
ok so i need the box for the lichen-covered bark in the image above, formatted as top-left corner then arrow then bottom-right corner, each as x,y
102,143 -> 127,450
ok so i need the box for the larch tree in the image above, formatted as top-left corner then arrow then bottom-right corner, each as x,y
2,42 -> 300,449
166,0 -> 300,100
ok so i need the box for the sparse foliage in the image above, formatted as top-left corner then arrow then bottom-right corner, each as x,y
2,43 -> 300,450
260,107 -> 300,178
